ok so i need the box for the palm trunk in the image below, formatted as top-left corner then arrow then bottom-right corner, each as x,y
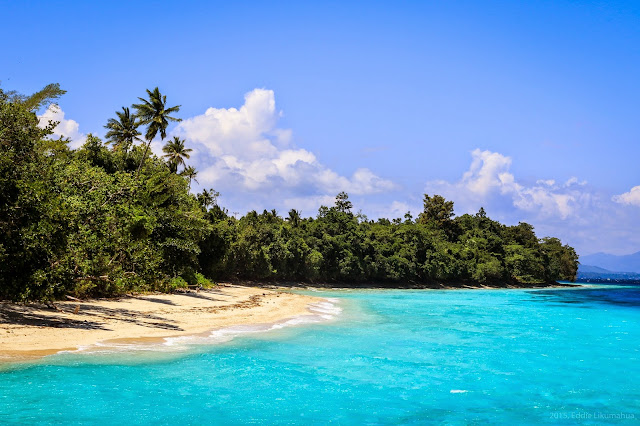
136,139 -> 152,176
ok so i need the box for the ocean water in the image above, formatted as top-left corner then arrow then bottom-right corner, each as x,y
1,284 -> 639,424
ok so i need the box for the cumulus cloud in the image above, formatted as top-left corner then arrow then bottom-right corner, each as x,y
425,149 -> 590,219
388,201 -> 413,218
175,89 -> 395,196
38,105 -> 86,148
460,149 -> 518,197
419,148 -> 640,255
613,186 -> 640,207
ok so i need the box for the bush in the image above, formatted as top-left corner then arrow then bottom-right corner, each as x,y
167,276 -> 188,291
195,272 -> 215,288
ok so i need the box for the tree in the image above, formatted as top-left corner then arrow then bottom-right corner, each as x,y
198,188 -> 220,210
162,136 -> 192,173
180,165 -> 198,189
286,209 -> 302,227
104,107 -> 142,153
0,89 -> 67,300
540,237 -> 579,282
1,83 -> 583,298
4,83 -> 66,112
504,222 -> 538,248
418,194 -> 454,227
335,191 -> 353,213
132,87 -> 181,173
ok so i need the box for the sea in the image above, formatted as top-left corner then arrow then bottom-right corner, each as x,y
1,283 -> 638,424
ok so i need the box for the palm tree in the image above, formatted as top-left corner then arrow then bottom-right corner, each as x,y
104,107 -> 142,152
180,165 -> 198,189
197,188 -> 219,210
162,136 -> 192,173
132,87 -> 181,173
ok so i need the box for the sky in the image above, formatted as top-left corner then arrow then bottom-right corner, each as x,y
2,0 -> 639,256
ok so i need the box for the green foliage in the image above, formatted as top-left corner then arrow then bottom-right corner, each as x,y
197,188 -> 219,210
167,276 -> 189,291
195,192 -> 578,286
0,85 -> 579,301
0,88 -> 208,300
104,106 -> 142,153
181,165 -> 198,189
194,272 -> 215,288
133,87 -> 181,141
540,237 -> 579,281
4,83 -> 66,112
418,194 -> 454,226
0,88 -> 68,300
335,191 -> 353,213
132,87 -> 181,174
472,256 -> 504,283
162,136 -> 192,173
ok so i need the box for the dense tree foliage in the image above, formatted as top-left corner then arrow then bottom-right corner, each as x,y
0,85 -> 579,301
0,87 -> 206,300
198,193 -> 578,286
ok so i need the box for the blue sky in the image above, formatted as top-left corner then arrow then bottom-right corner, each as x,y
2,1 -> 639,256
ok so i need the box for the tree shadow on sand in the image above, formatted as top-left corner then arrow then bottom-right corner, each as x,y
0,303 -> 184,331
133,296 -> 178,306
0,304 -> 109,330
173,292 -> 225,302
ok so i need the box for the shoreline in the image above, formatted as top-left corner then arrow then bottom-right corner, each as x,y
0,281 -> 581,365
249,281 -> 581,291
0,285 -> 325,364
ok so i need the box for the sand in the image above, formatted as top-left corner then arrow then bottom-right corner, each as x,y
0,285 -> 323,362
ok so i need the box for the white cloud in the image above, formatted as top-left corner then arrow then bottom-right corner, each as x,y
512,186 -> 575,219
420,150 -> 640,255
460,149 -> 518,197
149,139 -> 165,157
178,89 -> 278,160
389,201 -> 412,218
175,88 -> 395,195
425,149 -> 590,219
38,105 -> 86,149
613,186 -> 640,207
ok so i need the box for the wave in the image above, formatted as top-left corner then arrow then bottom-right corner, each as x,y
60,298 -> 342,356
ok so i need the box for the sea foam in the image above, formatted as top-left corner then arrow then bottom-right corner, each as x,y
64,297 -> 342,355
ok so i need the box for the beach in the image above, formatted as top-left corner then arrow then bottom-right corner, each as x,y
3,284 -> 638,423
0,285 -> 323,362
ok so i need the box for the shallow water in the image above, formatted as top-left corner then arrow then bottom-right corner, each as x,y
1,284 -> 638,424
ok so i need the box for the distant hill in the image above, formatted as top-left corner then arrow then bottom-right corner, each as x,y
578,264 -> 614,274
577,263 -> 640,282
579,251 -> 640,274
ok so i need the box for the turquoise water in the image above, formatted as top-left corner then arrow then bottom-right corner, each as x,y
1,285 -> 639,424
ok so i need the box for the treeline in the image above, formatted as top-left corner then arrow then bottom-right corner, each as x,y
0,85 -> 578,301
200,194 -> 578,285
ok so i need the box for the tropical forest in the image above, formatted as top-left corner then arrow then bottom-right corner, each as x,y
0,84 -> 579,301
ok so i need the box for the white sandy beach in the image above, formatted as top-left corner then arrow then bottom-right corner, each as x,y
0,284 -> 323,362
